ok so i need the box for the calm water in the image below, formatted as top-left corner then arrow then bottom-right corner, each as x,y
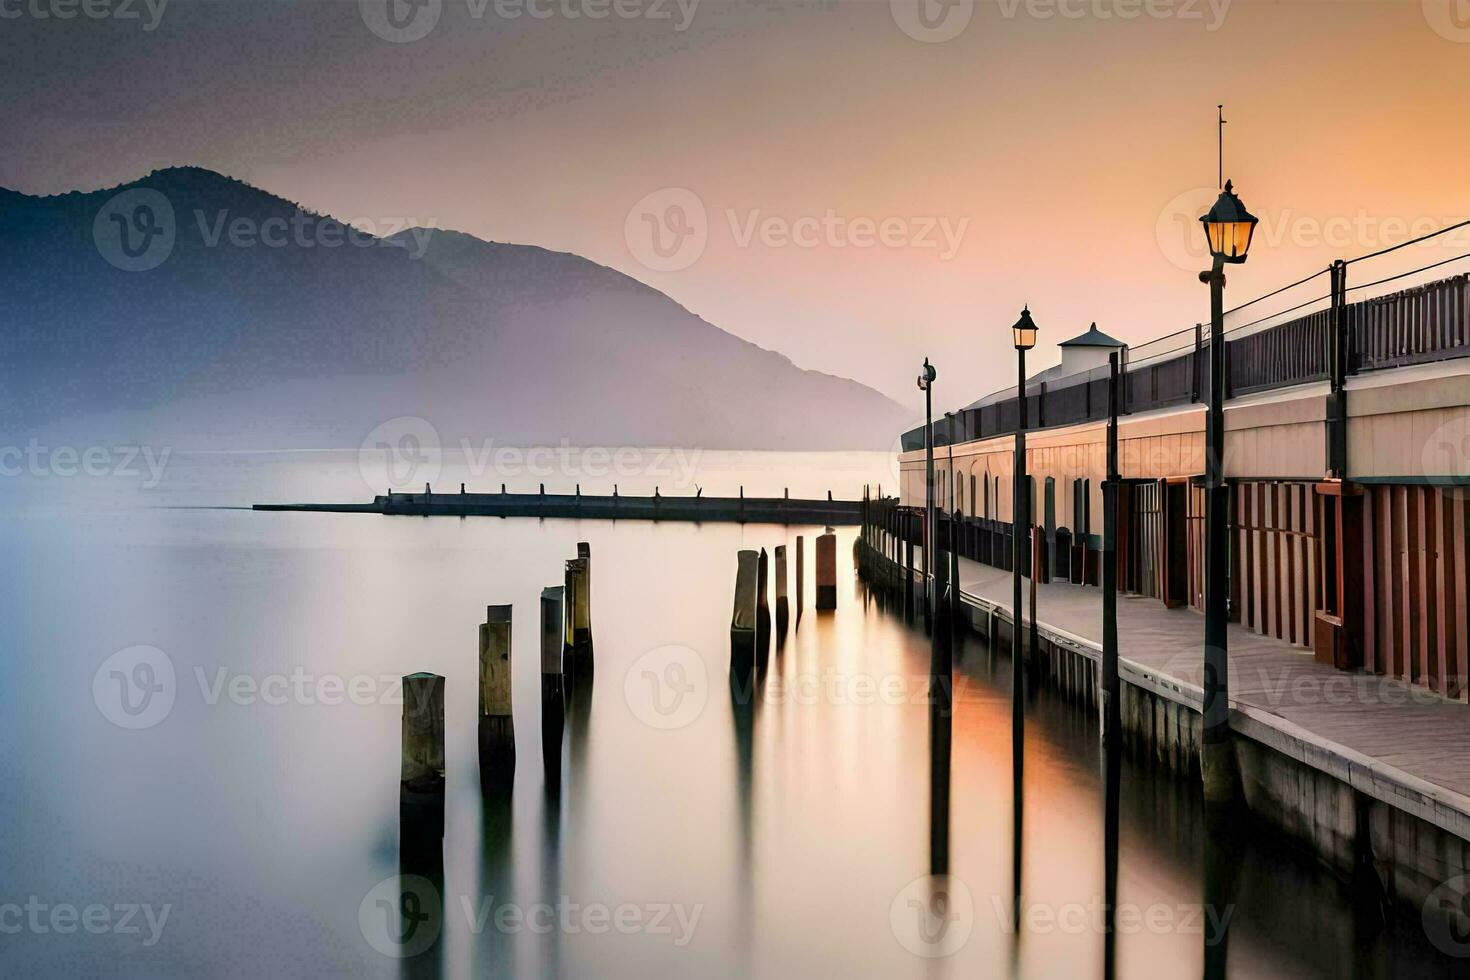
0,451 -> 1457,977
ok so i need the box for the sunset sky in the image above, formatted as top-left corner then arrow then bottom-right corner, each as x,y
6,0 -> 1469,415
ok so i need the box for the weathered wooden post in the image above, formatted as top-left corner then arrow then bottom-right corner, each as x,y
756,548 -> 772,667
478,606 -> 515,793
731,550 -> 759,696
573,542 -> 593,674
540,586 -> 565,791
401,671 -> 446,839
774,545 -> 789,638
816,531 -> 837,609
795,535 -> 805,621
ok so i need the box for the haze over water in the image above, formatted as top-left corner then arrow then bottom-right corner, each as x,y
0,452 -> 1455,976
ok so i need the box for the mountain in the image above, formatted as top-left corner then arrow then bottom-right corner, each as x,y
0,167 -> 906,451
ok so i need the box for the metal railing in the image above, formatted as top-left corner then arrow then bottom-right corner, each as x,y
901,268 -> 1470,453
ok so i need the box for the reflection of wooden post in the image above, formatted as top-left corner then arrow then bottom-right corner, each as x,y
540,587 -> 565,792
774,545 -> 790,637
478,606 -> 514,792
795,536 -> 805,622
402,672 -> 446,838
731,550 -> 759,694
816,532 -> 837,609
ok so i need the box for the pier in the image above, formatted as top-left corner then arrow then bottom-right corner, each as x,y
253,488 -> 861,525
858,531 -> 1470,927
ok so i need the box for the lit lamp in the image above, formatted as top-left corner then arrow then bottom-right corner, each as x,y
1199,180 -> 1257,264
1012,306 -> 1039,351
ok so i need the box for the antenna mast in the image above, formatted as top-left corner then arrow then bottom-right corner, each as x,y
1217,104 -> 1226,189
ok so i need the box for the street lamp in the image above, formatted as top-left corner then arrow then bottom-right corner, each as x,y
1198,179 -> 1255,806
918,358 -> 938,629
1199,180 -> 1258,265
1009,305 -> 1037,924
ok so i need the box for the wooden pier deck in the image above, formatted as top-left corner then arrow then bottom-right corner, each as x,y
253,490 -> 862,525
913,546 -> 1470,835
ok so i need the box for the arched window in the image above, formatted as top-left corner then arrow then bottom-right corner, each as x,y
970,475 -> 977,518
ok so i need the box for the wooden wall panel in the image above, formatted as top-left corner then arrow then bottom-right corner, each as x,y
1351,485 -> 1469,702
1234,480 -> 1317,650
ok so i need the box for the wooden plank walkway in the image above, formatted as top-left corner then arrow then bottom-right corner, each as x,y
919,548 -> 1470,824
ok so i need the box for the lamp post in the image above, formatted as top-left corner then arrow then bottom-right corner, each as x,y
1198,179 -> 1257,805
918,358 -> 938,630
1009,305 -> 1037,926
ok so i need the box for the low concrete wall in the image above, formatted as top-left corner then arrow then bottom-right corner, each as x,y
855,537 -> 1470,938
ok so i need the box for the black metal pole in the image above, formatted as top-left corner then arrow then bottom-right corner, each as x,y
1102,352 -> 1120,741
1201,252 -> 1236,804
1011,344 -> 1026,921
924,381 -> 935,631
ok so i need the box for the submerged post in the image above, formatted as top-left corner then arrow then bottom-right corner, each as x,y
731,550 -> 759,696
540,586 -> 566,791
815,531 -> 837,610
478,605 -> 515,793
774,545 -> 790,638
401,671 -> 446,838
756,548 -> 772,666
564,552 -> 593,688
795,535 -> 805,621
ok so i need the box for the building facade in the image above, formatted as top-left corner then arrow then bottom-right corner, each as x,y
897,272 -> 1470,700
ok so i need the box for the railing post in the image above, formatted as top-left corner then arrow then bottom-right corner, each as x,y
1192,322 -> 1204,403
1327,259 -> 1349,479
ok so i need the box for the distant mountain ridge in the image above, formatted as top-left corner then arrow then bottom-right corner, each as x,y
0,167 -> 906,450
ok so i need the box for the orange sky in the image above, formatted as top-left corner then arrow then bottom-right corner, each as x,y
6,0 -> 1469,413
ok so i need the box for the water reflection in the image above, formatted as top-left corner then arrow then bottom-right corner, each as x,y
7,456 -> 1468,978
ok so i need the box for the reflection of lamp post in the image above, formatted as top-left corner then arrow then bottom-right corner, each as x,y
1198,178 -> 1257,805
918,359 -> 938,629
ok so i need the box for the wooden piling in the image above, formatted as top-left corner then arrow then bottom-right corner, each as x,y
816,531 -> 837,609
756,548 -> 772,667
563,555 -> 593,693
774,545 -> 789,638
731,550 -> 759,691
478,605 -> 515,792
540,586 -> 565,791
401,671 -> 446,838
795,535 -> 805,622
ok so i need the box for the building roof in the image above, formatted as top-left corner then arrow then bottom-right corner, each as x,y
1058,323 -> 1126,348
